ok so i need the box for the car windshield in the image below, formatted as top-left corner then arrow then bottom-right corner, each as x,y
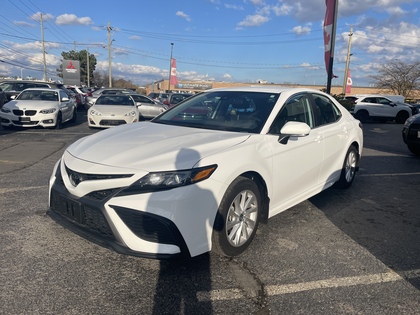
17,90 -> 59,101
0,82 -> 13,91
95,95 -> 134,106
153,91 -> 279,133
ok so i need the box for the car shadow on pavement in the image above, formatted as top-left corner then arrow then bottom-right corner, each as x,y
310,154 -> 420,290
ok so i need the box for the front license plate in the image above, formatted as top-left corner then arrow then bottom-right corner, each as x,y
19,117 -> 30,122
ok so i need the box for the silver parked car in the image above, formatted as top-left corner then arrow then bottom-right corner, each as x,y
126,93 -> 169,119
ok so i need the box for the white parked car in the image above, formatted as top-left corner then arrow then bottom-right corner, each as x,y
88,94 -> 139,128
351,94 -> 417,124
48,86 -> 363,258
0,88 -> 77,129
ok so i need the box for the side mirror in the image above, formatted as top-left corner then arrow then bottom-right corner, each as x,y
136,102 -> 142,107
278,121 -> 311,144
61,97 -> 69,102
10,95 -> 16,100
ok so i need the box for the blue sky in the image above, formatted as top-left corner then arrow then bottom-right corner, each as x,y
1,0 -> 419,88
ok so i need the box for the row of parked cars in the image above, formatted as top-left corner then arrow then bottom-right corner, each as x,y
0,81 -> 195,130
1,80 -> 419,157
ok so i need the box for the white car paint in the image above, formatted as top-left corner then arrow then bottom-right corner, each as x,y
48,86 -> 363,258
0,88 -> 76,129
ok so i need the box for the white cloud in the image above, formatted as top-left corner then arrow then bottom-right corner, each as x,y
237,14 -> 270,27
272,4 -> 293,16
176,11 -> 191,22
30,12 -> 54,22
292,25 -> 311,35
13,21 -> 36,28
129,35 -> 141,40
56,14 -> 93,26
225,4 -> 244,10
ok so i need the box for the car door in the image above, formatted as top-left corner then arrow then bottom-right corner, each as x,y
266,92 -> 324,215
59,90 -> 72,121
309,93 -> 349,185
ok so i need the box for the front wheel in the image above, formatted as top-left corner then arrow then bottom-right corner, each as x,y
407,143 -> 420,156
212,176 -> 261,257
335,145 -> 358,189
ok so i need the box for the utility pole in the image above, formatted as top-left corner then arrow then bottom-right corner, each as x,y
40,13 -> 47,81
107,22 -> 113,87
342,26 -> 353,95
86,47 -> 90,87
168,43 -> 174,92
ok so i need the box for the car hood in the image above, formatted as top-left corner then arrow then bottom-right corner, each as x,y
66,121 -> 250,171
5,100 -> 59,108
91,105 -> 137,114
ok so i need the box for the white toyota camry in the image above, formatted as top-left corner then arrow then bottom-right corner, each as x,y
48,86 -> 363,259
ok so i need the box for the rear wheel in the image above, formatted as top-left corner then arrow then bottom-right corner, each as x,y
355,110 -> 369,123
212,176 -> 261,257
395,111 -> 409,124
335,145 -> 358,189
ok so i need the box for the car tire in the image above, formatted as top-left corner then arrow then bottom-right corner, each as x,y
55,113 -> 62,129
335,145 -> 358,189
355,110 -> 369,123
212,176 -> 261,257
395,111 -> 409,124
407,144 -> 420,156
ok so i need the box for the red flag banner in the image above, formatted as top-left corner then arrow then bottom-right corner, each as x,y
170,58 -> 178,85
323,0 -> 335,76
346,69 -> 352,94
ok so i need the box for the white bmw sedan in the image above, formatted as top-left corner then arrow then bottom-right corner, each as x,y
88,94 -> 139,128
48,86 -> 363,259
0,88 -> 77,129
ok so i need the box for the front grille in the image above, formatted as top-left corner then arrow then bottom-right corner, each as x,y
100,120 -> 126,126
50,190 -> 115,239
65,165 -> 133,187
12,109 -> 37,116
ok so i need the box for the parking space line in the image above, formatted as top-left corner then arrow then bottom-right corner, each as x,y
0,185 -> 47,194
197,269 -> 420,301
359,172 -> 420,177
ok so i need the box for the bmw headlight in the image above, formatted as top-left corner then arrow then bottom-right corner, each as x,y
40,108 -> 57,114
125,111 -> 137,117
0,107 -> 11,113
89,109 -> 101,116
117,164 -> 217,195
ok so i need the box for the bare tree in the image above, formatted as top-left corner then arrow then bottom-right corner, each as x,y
371,60 -> 420,98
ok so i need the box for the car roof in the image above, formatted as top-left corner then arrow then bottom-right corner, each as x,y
19,88 -> 62,92
205,85 -> 325,94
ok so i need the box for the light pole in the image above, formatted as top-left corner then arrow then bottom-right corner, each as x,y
342,27 -> 353,95
21,68 -> 23,79
168,43 -> 174,92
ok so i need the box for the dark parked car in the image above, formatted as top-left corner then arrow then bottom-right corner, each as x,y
0,87 -> 6,108
0,80 -> 66,101
402,113 -> 420,155
163,93 -> 193,107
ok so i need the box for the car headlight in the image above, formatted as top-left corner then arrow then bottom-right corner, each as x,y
0,107 -> 11,113
117,164 -> 217,195
40,108 -> 57,114
89,109 -> 101,116
125,111 -> 137,117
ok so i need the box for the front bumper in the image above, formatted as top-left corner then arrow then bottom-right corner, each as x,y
48,159 -> 221,259
0,112 -> 57,128
88,114 -> 138,128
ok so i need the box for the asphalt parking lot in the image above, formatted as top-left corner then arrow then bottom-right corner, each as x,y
0,114 -> 419,314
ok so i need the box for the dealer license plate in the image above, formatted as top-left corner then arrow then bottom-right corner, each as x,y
19,117 -> 30,122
